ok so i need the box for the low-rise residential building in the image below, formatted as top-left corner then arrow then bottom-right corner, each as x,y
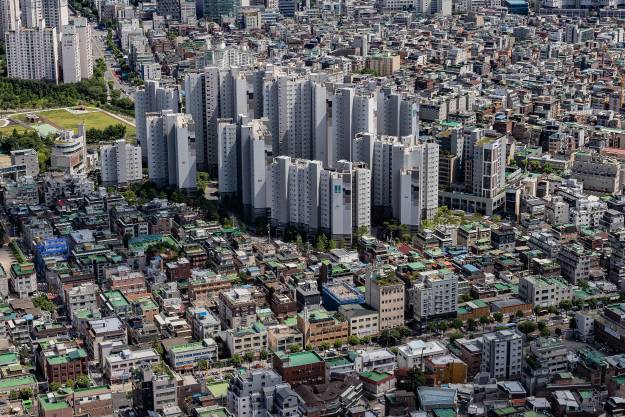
425,354 -> 468,385
267,324 -> 304,353
187,306 -> 221,340
518,275 -> 573,308
38,343 -> 88,384
166,338 -> 218,371
272,350 -> 326,387
360,370 -> 396,398
337,304 -> 380,338
297,307 -> 349,347
225,322 -> 268,358
397,340 -> 448,369
353,348 -> 397,373
219,287 -> 257,330
10,262 -> 37,298
105,348 -> 160,383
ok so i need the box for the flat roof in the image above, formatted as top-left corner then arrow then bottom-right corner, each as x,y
360,370 -> 392,382
0,374 -> 36,389
281,351 -> 324,367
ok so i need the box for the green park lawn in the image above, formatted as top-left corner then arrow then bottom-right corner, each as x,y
39,108 -> 136,136
10,107 -> 136,139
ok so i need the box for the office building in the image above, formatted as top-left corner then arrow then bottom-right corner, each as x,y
51,127 -> 88,174
197,0 -> 241,20
225,322 -> 268,357
145,111 -> 196,191
297,307 -> 348,347
337,304 -> 380,338
5,21 -> 59,83
135,80 -> 179,161
481,330 -> 523,380
272,351 -> 326,386
100,139 -> 143,187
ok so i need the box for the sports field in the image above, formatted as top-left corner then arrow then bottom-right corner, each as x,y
7,107 -> 136,139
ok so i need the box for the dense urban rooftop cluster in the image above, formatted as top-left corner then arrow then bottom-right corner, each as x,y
3,0 -> 625,417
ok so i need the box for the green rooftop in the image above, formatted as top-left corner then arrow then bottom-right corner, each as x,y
360,370 -> 392,382
206,382 -> 229,398
39,395 -> 71,411
433,409 -> 457,417
0,352 -> 18,366
0,374 -> 36,390
279,350 -> 323,367
170,341 -> 204,354
103,290 -> 129,308
197,406 -> 230,417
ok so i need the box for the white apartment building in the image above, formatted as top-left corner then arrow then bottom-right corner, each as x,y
61,17 -> 92,83
43,0 -> 69,30
0,0 -> 20,37
184,67 -> 248,173
146,111 -> 197,191
481,330 -> 523,380
100,139 -> 143,186
412,270 -> 458,320
105,348 -> 160,383
217,121 -> 238,196
271,156 -> 323,234
397,340 -> 447,369
239,118 -> 272,220
51,127 -> 88,174
332,87 -> 377,164
354,134 -> 438,227
135,80 -> 179,161
518,275 -> 573,308
376,90 -> 419,139
320,160 -> 371,241
5,21 -> 59,83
